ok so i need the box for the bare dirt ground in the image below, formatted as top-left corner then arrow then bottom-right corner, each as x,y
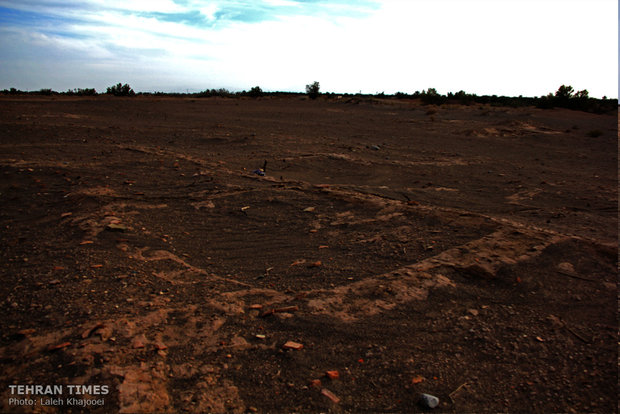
0,95 -> 617,413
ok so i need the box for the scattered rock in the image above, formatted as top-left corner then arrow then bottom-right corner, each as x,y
321,388 -> 340,404
462,263 -> 495,279
261,305 -> 300,318
106,223 -> 127,232
419,393 -> 439,409
81,322 -> 106,339
132,334 -> 147,349
191,200 -> 215,210
282,341 -> 304,350
276,305 -> 299,313
557,262 -> 576,274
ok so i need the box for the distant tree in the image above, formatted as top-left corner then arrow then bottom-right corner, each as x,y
554,85 -> 575,100
574,89 -> 589,99
66,88 -> 97,96
453,90 -> 475,105
306,81 -> 320,100
198,88 -> 231,98
535,85 -> 609,112
106,83 -> 135,97
248,86 -> 263,98
420,87 -> 445,105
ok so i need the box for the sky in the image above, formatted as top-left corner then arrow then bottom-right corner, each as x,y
0,0 -> 617,98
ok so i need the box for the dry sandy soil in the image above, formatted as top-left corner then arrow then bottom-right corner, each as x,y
0,95 -> 617,413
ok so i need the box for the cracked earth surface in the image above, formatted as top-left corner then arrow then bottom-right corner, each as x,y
0,96 -> 617,413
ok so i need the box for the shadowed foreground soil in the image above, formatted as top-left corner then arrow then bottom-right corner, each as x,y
0,96 -> 617,413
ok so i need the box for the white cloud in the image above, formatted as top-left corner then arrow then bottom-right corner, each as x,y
0,0 -> 616,97
199,4 -> 219,21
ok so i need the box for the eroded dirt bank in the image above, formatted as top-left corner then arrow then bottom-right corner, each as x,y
0,96 -> 617,413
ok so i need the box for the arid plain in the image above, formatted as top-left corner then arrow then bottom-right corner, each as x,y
0,95 -> 617,413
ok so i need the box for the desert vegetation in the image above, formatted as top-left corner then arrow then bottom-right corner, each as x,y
306,81 -> 321,100
1,84 -> 616,113
105,83 -> 135,97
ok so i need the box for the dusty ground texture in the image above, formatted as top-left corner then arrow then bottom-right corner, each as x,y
0,95 -> 617,413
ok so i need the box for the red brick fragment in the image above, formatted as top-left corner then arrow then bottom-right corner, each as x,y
325,370 -> 339,380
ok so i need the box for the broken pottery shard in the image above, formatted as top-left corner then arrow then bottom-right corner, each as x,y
325,370 -> 339,380
309,379 -> 322,388
321,388 -> 340,404
282,341 -> 303,350
47,342 -> 71,351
